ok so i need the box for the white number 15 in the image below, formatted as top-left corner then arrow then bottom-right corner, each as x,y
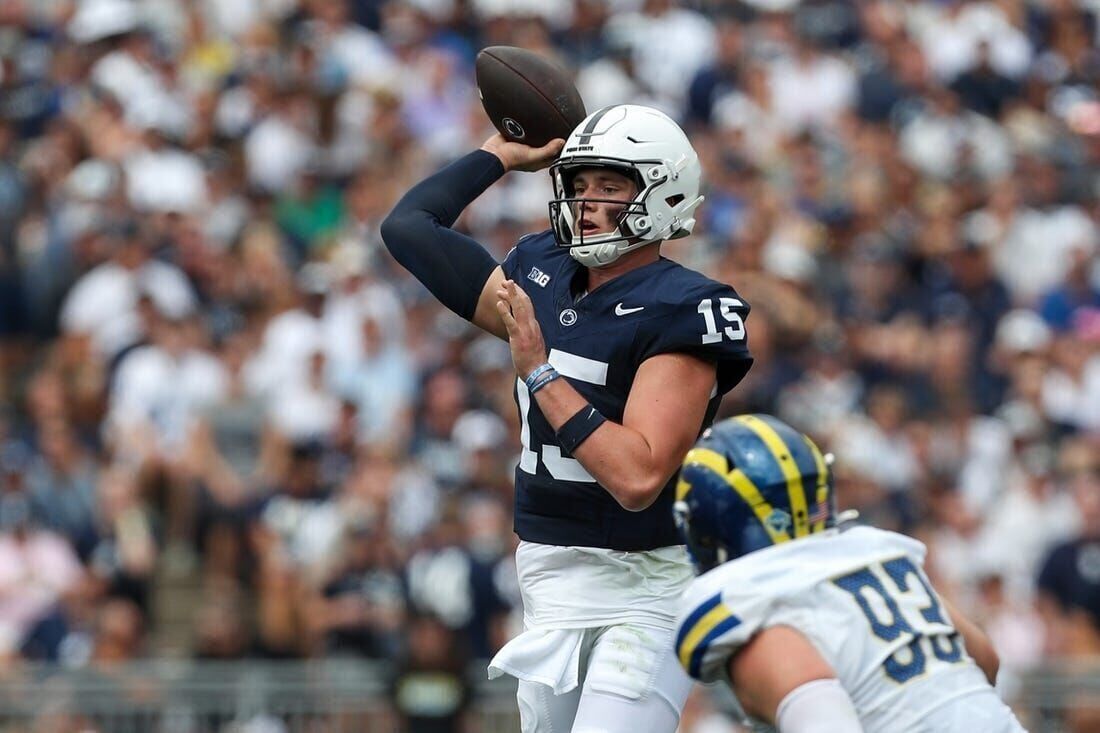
698,297 -> 745,344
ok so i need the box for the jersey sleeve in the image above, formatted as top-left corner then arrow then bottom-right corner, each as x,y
501,243 -> 522,281
500,231 -> 550,283
674,572 -> 764,683
639,282 -> 753,396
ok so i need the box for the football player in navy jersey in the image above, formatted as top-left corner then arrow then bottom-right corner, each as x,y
382,104 -> 752,733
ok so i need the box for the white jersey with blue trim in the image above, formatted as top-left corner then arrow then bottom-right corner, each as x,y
674,526 -> 1026,733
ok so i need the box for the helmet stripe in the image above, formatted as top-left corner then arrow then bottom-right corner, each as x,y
682,447 -> 791,545
727,469 -> 791,545
803,435 -> 830,532
735,415 -> 810,539
576,105 -> 616,145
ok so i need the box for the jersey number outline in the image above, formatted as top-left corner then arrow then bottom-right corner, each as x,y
832,557 -> 963,684
517,349 -> 607,483
698,297 -> 745,345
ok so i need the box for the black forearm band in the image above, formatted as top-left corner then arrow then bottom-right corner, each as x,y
555,404 -> 607,454
380,150 -> 506,320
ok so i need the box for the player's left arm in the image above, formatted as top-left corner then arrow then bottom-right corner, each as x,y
495,279 -> 715,511
730,626 -> 862,732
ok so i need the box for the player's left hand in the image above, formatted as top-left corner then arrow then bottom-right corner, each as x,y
495,279 -> 547,379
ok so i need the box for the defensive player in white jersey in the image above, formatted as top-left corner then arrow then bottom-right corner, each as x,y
672,414 -> 1027,733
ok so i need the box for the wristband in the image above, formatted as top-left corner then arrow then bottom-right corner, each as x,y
524,363 -> 555,391
555,404 -> 607,454
529,368 -> 561,394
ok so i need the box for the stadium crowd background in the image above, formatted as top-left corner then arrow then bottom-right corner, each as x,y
0,0 -> 1098,730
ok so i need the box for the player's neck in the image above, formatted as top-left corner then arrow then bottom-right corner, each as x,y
585,244 -> 660,291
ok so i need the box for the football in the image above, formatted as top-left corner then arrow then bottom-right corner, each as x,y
476,45 -> 587,148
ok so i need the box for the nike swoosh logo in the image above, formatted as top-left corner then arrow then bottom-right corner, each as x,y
615,303 -> 645,316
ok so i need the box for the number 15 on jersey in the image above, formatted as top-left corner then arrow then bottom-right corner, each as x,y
698,297 -> 746,344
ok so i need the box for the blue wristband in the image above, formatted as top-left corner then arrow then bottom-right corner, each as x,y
524,363 -> 555,392
529,368 -> 561,394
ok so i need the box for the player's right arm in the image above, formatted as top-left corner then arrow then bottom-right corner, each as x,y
380,136 -> 562,340
942,598 -> 1000,686
729,626 -> 862,733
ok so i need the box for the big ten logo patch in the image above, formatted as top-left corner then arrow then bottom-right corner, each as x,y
527,267 -> 550,287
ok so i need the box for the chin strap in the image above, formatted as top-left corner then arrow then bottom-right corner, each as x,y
570,241 -> 621,267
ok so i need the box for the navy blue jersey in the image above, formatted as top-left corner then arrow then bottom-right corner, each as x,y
501,231 -> 753,551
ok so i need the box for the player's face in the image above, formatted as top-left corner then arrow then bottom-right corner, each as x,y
570,168 -> 638,237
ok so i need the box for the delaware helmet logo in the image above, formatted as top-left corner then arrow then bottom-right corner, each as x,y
503,117 -> 526,140
765,508 -> 791,535
559,309 -> 578,326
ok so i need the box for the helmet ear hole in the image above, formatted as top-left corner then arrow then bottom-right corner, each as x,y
665,194 -> 684,207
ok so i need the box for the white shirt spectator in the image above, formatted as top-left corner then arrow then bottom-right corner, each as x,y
323,281 -> 405,367
124,146 -> 208,213
109,344 -> 229,456
899,105 -> 1012,181
68,0 -> 138,43
91,46 -> 192,137
575,57 -> 644,114
931,416 -> 1014,513
967,470 -> 1080,603
245,308 -> 324,397
713,91 -> 781,165
605,6 -> 716,109
768,50 -> 857,133
777,367 -> 863,438
60,259 -> 198,358
1042,355 -> 1100,432
831,413 -> 919,493
201,0 -> 298,40
908,1 -> 1032,81
980,206 -> 1097,304
244,113 -> 315,193
214,84 -> 259,139
260,495 -> 344,575
266,369 -> 341,443
304,18 -> 398,91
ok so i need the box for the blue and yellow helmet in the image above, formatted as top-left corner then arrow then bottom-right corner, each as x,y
674,414 -> 836,573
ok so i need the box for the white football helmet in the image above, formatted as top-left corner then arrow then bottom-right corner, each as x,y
549,105 -> 704,268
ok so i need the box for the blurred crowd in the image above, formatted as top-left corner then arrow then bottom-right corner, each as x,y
0,0 -> 1099,729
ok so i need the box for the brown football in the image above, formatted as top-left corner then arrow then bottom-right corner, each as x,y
476,46 -> 587,148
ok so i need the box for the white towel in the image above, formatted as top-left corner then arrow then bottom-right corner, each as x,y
488,627 -> 585,695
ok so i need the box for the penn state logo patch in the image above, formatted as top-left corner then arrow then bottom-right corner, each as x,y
503,117 -> 526,140
559,309 -> 578,327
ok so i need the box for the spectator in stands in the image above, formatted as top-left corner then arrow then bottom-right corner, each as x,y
0,494 -> 86,660
1037,437 -> 1100,654
25,419 -> 99,559
389,613 -> 472,733
308,518 -> 405,659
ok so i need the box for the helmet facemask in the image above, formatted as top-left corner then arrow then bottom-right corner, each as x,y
549,156 -> 697,268
549,105 -> 705,268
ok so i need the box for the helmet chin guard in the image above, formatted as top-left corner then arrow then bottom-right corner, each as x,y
548,105 -> 704,269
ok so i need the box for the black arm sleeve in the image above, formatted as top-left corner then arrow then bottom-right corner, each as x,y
380,150 -> 506,320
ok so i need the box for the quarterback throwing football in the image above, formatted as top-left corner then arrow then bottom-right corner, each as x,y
673,414 -> 1028,733
383,105 -> 752,732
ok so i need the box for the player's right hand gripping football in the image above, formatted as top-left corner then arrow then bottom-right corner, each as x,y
481,134 -> 565,173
